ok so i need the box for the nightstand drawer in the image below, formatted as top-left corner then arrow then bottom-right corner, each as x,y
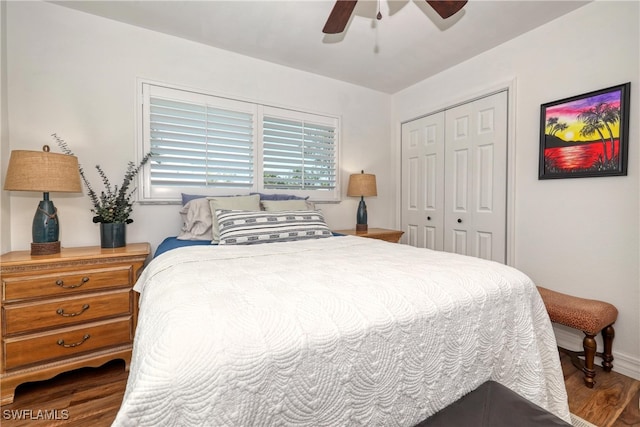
2,266 -> 132,301
3,290 -> 131,335
3,317 -> 133,370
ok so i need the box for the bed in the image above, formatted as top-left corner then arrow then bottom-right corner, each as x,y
113,233 -> 570,426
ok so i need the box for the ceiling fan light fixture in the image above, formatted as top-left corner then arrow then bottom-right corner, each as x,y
322,0 -> 358,34
426,0 -> 468,19
322,0 -> 467,34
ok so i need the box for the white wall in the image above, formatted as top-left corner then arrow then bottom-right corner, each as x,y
3,1 -> 392,254
392,1 -> 640,379
0,1 -> 10,254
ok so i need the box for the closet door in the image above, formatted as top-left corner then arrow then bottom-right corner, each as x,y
401,112 -> 445,249
401,90 -> 508,262
444,91 -> 507,262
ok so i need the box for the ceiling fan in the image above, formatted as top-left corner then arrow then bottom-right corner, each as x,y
322,0 -> 468,34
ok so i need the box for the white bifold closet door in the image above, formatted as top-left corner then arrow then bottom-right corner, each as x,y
401,91 -> 507,263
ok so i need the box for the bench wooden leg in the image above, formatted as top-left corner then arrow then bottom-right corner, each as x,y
600,324 -> 615,372
582,333 -> 597,388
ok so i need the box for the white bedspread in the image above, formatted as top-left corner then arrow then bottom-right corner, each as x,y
114,236 -> 570,426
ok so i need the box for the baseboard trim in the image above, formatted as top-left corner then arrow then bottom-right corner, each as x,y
553,325 -> 640,381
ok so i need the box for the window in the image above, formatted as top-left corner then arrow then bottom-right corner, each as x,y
262,108 -> 337,192
140,83 -> 340,202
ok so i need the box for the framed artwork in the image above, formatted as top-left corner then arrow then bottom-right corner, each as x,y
539,82 -> 630,179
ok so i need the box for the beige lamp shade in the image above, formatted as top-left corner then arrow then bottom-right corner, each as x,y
347,171 -> 377,197
4,148 -> 82,193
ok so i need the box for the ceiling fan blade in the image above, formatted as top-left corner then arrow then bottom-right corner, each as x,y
323,0 -> 358,34
426,0 -> 468,19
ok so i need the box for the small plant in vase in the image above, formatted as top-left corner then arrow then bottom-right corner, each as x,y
53,134 -> 153,248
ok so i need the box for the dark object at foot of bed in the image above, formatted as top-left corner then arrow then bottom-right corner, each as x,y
413,380 -> 571,426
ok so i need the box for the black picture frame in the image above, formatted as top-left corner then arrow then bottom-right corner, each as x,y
539,82 -> 630,179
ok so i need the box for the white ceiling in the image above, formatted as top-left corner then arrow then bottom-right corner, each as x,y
52,0 -> 590,93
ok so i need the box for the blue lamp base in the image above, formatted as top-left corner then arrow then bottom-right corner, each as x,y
31,192 -> 61,255
355,196 -> 368,232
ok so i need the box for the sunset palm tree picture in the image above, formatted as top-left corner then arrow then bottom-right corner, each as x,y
539,83 -> 630,179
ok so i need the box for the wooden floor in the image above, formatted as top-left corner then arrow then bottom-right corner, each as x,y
1,353 -> 638,426
560,353 -> 640,427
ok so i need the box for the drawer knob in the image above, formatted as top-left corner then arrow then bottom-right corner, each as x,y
56,276 -> 90,289
57,334 -> 91,348
56,304 -> 90,317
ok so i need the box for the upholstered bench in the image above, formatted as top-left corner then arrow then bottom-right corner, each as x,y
414,380 -> 571,426
537,286 -> 618,388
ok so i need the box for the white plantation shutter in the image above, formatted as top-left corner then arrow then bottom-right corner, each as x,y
263,108 -> 337,192
140,83 -> 340,202
149,99 -> 254,187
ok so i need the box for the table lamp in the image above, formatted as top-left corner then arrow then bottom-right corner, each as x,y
4,145 -> 82,255
347,170 -> 377,232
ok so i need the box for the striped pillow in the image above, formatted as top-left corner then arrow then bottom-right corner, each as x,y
216,210 -> 332,245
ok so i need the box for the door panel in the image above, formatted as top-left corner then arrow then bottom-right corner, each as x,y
452,229 -> 467,255
477,144 -> 494,212
476,231 -> 493,260
425,154 -> 437,209
453,148 -> 469,212
406,224 -> 418,247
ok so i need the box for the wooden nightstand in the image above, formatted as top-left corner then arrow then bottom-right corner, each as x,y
0,243 -> 150,404
334,228 -> 404,243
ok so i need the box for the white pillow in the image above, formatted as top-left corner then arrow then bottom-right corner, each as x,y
208,194 -> 261,243
261,199 -> 310,211
177,198 -> 214,240
216,210 -> 332,245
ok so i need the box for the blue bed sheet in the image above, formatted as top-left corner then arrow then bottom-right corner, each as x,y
155,233 -> 346,258
154,237 -> 213,258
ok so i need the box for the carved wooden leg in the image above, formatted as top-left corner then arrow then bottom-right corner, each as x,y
1,386 -> 16,405
601,324 -> 615,372
582,333 -> 597,388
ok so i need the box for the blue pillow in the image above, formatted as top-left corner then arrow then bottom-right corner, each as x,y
181,193 -> 207,205
250,192 -> 309,201
181,192 -> 308,205
181,193 -> 242,205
